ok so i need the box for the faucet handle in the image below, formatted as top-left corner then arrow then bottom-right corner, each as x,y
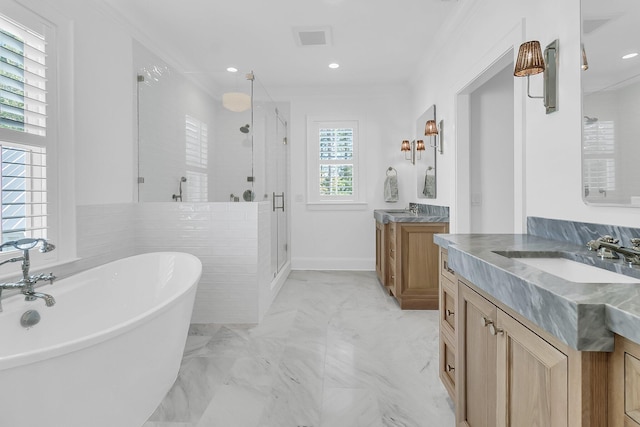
631,238 -> 640,251
600,235 -> 620,244
31,272 -> 56,285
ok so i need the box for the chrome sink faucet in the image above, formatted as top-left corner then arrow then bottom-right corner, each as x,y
587,235 -> 640,266
0,238 -> 56,312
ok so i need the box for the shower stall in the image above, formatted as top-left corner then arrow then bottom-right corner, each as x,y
134,41 -> 290,323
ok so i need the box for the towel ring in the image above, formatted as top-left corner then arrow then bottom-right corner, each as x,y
386,167 -> 397,177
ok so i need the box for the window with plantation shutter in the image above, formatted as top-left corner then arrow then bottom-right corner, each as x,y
185,115 -> 208,202
583,120 -> 615,198
307,118 -> 364,205
0,11 -> 51,247
0,15 -> 47,136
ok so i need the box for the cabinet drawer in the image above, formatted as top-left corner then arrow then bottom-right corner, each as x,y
440,249 -> 456,283
388,260 -> 396,294
440,333 -> 456,401
389,224 -> 396,260
440,275 -> 456,336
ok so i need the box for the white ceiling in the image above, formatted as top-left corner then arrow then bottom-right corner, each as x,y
99,0 -> 458,92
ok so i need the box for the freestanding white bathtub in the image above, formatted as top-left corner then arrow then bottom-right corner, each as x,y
0,252 -> 202,427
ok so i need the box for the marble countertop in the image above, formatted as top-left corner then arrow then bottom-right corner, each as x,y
373,209 -> 449,224
434,233 -> 640,352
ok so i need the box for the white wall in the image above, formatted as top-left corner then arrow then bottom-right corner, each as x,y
21,0 -> 640,277
469,65 -> 514,233
410,0 -> 640,231
68,2 -> 136,205
274,86 -> 412,270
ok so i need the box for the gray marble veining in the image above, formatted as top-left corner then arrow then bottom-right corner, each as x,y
145,270 -> 455,427
527,216 -> 640,247
373,203 -> 449,224
435,232 -> 640,351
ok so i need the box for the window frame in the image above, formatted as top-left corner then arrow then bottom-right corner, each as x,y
306,116 -> 366,207
0,4 -> 59,266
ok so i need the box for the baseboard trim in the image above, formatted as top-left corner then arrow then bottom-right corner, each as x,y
291,257 -> 375,271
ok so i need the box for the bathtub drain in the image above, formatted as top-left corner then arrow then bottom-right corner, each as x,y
20,310 -> 41,328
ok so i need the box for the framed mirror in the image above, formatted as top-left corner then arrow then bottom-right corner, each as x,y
581,0 -> 640,206
416,105 -> 437,199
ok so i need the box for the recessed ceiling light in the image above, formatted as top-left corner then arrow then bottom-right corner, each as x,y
227,67 -> 238,73
328,63 -> 340,69
622,53 -> 638,60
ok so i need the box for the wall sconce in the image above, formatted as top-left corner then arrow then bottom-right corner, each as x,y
401,139 -> 425,164
513,39 -> 559,114
581,44 -> 589,71
425,119 -> 444,154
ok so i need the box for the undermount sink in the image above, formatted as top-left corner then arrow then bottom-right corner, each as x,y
494,251 -> 640,284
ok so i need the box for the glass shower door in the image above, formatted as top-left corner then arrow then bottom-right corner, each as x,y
274,110 -> 289,273
265,105 -> 289,277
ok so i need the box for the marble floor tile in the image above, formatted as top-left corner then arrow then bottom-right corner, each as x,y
147,270 -> 455,427
320,387 -> 384,427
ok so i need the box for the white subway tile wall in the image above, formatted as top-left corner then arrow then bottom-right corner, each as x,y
76,201 -> 280,324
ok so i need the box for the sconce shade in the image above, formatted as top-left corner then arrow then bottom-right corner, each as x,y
425,120 -> 438,136
581,44 -> 589,71
222,92 -> 251,112
416,140 -> 425,151
401,140 -> 411,152
514,41 -> 545,77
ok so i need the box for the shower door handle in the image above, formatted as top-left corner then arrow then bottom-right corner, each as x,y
273,192 -> 285,212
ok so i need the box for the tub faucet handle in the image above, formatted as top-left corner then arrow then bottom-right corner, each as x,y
33,272 -> 56,285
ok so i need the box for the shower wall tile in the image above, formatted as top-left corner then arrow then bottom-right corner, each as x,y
135,202 -> 263,324
257,201 -> 273,322
75,201 -> 275,324
76,203 -> 137,267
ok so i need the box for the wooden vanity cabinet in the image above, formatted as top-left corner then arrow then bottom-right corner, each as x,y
609,334 -> 640,426
375,220 -> 387,287
452,279 -> 607,427
392,222 -> 448,309
376,220 -> 448,309
439,248 -> 457,401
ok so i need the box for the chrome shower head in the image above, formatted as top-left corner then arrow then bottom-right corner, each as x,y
240,124 -> 250,134
180,176 -> 187,182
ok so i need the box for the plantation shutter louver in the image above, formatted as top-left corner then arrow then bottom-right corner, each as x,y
319,127 -> 354,196
583,120 -> 615,196
0,12 -> 48,244
0,13 -> 47,136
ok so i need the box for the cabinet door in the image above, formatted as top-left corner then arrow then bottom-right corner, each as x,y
496,310 -> 568,427
387,222 -> 397,295
375,221 -> 385,284
457,283 -> 498,427
397,222 -> 447,309
609,334 -> 640,427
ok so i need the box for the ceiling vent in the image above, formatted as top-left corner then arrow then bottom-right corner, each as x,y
293,26 -> 333,47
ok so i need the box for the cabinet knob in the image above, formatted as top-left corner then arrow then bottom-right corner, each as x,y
489,324 -> 504,336
391,275 -> 395,279
480,317 -> 493,327
446,364 -> 455,372
446,309 -> 455,317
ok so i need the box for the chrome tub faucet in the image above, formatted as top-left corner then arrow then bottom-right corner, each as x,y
0,238 -> 56,312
